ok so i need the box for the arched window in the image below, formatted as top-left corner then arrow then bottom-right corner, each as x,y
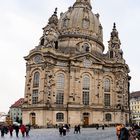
82,75 -> 90,105
105,113 -> 112,121
56,112 -> 64,122
56,74 -> 65,104
104,78 -> 111,106
33,72 -> 40,87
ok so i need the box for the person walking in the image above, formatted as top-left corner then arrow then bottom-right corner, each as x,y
59,125 -> 63,136
96,124 -> 99,130
116,123 -> 122,140
20,124 -> 26,137
25,124 -> 30,137
77,124 -> 81,133
62,125 -> 66,136
74,125 -> 78,134
8,125 -> 14,137
102,124 -> 105,130
0,125 -> 5,137
120,124 -> 129,140
14,124 -> 19,138
128,127 -> 137,140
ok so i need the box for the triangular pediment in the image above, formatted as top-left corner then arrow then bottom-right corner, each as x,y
70,53 -> 105,64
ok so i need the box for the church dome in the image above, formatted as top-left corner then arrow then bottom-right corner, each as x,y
58,0 -> 104,53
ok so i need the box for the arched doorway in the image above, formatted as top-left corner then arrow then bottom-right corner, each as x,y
30,112 -> 36,125
83,112 -> 89,125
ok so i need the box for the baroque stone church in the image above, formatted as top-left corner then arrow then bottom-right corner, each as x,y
22,0 -> 131,127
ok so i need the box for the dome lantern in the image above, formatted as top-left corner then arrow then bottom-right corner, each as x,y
74,0 -> 92,9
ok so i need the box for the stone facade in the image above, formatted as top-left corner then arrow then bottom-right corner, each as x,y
22,0 -> 130,127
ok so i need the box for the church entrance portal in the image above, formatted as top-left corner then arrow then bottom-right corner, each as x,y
83,112 -> 89,125
30,112 -> 36,125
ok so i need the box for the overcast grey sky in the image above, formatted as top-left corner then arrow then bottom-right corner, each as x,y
0,0 -> 140,113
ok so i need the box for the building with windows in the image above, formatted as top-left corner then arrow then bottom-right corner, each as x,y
22,0 -> 130,127
10,98 -> 24,123
130,91 -> 140,125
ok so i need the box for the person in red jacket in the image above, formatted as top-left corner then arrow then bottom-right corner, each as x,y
20,124 -> 26,137
8,125 -> 14,137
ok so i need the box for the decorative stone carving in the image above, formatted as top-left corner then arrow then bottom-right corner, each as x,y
48,8 -> 58,27
39,8 -> 59,48
45,70 -> 55,103
42,25 -> 59,47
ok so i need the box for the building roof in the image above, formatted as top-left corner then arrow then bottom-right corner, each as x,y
130,91 -> 140,98
10,98 -> 24,108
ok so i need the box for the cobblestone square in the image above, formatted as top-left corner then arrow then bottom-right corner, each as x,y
3,127 -> 117,140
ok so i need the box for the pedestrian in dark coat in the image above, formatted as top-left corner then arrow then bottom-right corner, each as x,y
25,124 -> 30,137
120,124 -> 129,140
77,125 -> 81,133
62,126 -> 66,136
14,125 -> 19,138
96,124 -> 99,130
74,125 -> 78,134
59,125 -> 63,136
102,125 -> 105,130
0,125 -> 5,137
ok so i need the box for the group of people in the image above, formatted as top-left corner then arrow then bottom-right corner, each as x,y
74,125 -> 81,134
116,124 -> 139,140
59,124 -> 70,136
95,124 -> 105,130
0,123 -> 31,138
58,124 -> 81,136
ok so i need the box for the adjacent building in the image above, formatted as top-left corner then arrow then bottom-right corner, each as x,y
22,0 -> 130,127
10,98 -> 24,123
0,112 -> 7,124
130,91 -> 140,125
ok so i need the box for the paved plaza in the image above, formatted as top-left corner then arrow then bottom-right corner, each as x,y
2,127 -> 117,140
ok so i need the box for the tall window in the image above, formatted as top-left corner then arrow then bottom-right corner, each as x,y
56,74 -> 65,104
110,51 -> 114,58
32,90 -> 38,104
56,113 -> 64,122
33,72 -> 40,87
104,78 -> 111,106
104,78 -> 110,92
82,75 -> 90,105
